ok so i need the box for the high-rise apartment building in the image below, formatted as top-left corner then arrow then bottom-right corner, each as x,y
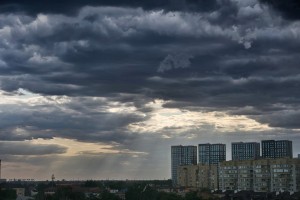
262,140 -> 293,159
198,143 -> 226,165
232,142 -> 260,161
171,145 -> 197,185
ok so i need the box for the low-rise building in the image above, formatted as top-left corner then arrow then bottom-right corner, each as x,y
253,159 -> 271,192
270,158 -> 300,192
177,164 -> 198,188
219,158 -> 300,192
218,160 -> 238,191
198,164 -> 219,190
177,164 -> 218,190
13,188 -> 25,197
237,160 -> 253,191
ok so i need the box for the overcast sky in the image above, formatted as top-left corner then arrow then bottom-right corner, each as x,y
0,0 -> 300,180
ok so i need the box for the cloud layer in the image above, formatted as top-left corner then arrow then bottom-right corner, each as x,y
0,0 -> 229,15
259,0 -> 300,20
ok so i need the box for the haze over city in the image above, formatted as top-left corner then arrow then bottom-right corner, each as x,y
0,0 -> 300,181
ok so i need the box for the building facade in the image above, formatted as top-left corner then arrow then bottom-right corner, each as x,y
177,164 -> 198,188
177,163 -> 219,190
198,143 -> 226,165
262,140 -> 293,159
219,158 -> 300,192
232,142 -> 260,161
270,158 -> 300,192
218,160 -> 239,191
253,159 -> 271,192
171,145 -> 197,186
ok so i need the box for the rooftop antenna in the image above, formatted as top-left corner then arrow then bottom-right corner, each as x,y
51,174 -> 55,188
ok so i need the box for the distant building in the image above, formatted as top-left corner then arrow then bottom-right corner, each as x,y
171,145 -> 197,186
298,154 -> 300,159
219,158 -> 300,192
0,179 -> 6,183
232,142 -> 260,161
253,159 -> 272,192
177,163 -> 218,190
177,164 -> 198,188
198,143 -> 226,165
13,188 -> 25,197
198,164 -> 219,190
261,140 -> 293,159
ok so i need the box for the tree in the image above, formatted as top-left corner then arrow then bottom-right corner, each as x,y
157,192 -> 182,200
185,191 -> 202,200
52,187 -> 85,200
84,180 -> 99,188
125,184 -> 143,200
0,189 -> 17,200
101,190 -> 121,200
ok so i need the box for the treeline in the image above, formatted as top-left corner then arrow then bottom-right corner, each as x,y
0,180 -> 218,200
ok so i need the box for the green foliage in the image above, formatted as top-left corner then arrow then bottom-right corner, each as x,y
199,188 -> 210,193
125,184 -> 142,200
140,187 -> 159,200
36,187 -> 86,200
125,184 -> 184,200
34,191 -> 45,200
0,189 -> 17,200
101,190 -> 121,200
37,182 -> 54,191
185,191 -> 201,200
105,181 -> 127,190
84,180 -> 99,188
157,192 -> 184,200
53,187 -> 85,200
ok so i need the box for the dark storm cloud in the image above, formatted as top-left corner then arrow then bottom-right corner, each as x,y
0,96 -> 146,143
1,0 -> 300,181
259,0 -> 300,20
0,9 -> 216,96
0,1 -> 300,139
255,110 -> 300,129
0,142 -> 67,155
0,0 -> 227,15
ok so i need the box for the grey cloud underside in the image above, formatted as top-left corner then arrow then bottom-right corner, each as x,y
259,0 -> 300,20
0,0 -> 300,147
0,97 -> 145,143
0,142 -> 67,155
0,0 -> 228,15
2,0 -> 299,21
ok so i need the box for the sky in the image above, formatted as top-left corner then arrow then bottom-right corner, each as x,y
0,0 -> 300,181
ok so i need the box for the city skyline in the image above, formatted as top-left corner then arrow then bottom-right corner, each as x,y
0,0 -> 300,180
174,140 -> 295,163
174,141 -> 300,192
